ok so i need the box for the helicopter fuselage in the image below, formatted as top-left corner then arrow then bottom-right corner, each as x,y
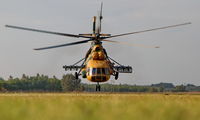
81,42 -> 114,82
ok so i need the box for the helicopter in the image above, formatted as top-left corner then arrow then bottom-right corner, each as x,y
5,3 -> 191,91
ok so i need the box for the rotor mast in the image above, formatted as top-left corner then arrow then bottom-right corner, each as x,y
93,16 -> 96,34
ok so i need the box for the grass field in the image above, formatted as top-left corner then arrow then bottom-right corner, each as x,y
0,93 -> 200,120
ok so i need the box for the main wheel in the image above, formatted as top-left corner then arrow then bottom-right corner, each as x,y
96,84 -> 101,91
115,72 -> 119,80
75,72 -> 79,79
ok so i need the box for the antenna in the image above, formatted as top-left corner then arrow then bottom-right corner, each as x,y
99,2 -> 103,33
100,2 -> 103,20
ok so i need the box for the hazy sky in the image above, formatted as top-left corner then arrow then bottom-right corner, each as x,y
0,0 -> 199,85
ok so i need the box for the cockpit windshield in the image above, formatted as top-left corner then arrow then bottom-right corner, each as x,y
92,68 -> 97,75
88,68 -> 109,75
97,68 -> 101,74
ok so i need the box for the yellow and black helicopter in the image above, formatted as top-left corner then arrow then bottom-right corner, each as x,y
5,3 -> 190,91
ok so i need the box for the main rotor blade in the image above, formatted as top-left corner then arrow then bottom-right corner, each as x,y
104,22 -> 191,39
102,39 -> 160,48
34,39 -> 92,50
5,25 -> 92,38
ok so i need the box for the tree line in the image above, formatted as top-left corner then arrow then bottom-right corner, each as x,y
0,74 -> 199,92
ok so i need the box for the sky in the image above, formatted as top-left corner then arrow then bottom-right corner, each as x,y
0,0 -> 199,85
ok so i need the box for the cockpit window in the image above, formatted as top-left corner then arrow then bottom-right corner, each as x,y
97,68 -> 101,74
89,68 -> 109,75
102,68 -> 105,74
105,68 -> 109,75
92,68 -> 97,75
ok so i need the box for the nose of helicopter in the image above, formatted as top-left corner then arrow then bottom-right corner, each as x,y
86,67 -> 110,82
87,75 -> 110,82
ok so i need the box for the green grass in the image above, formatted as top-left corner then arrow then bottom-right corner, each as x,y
0,93 -> 200,120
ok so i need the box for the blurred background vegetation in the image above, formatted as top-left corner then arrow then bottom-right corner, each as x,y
0,74 -> 199,92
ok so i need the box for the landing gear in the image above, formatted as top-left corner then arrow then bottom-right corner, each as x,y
75,72 -> 79,79
96,82 -> 101,91
115,72 -> 119,80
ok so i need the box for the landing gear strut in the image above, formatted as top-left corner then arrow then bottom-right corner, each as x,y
75,72 -> 79,79
96,82 -> 101,91
115,72 -> 119,80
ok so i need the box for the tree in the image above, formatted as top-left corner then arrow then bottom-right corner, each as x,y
159,87 -> 164,92
173,85 -> 186,92
0,77 -> 4,81
0,77 -> 5,91
61,74 -> 81,92
46,77 -> 62,92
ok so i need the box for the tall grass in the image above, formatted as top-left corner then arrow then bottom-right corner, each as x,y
0,93 -> 199,120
